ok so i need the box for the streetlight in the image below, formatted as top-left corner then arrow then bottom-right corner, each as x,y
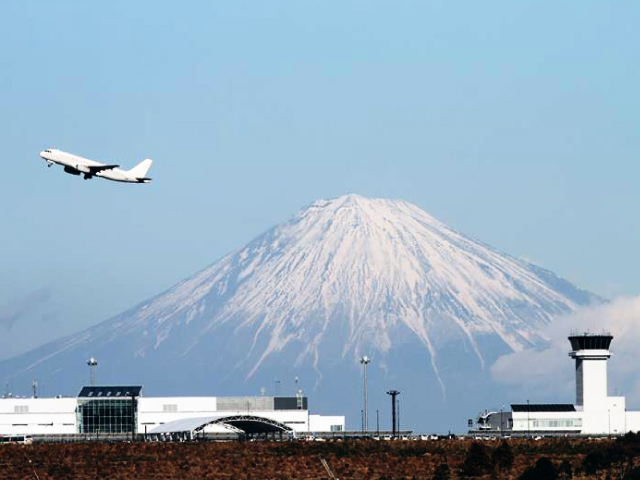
360,356 -> 371,434
87,358 -> 98,386
387,390 -> 400,439
274,379 -> 281,396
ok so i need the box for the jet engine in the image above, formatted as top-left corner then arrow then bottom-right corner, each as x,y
63,166 -> 81,176
75,164 -> 91,174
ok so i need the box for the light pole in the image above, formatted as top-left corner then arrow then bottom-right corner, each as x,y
387,390 -> 400,439
87,358 -> 98,386
360,356 -> 371,434
526,399 -> 530,437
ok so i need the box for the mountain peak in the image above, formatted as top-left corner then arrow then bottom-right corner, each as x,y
0,196 -> 600,431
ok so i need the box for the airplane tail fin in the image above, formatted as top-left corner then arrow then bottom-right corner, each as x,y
127,159 -> 153,178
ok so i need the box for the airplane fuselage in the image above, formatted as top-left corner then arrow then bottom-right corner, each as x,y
39,149 -> 152,183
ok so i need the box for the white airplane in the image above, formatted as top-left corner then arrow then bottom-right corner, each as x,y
39,148 -> 153,183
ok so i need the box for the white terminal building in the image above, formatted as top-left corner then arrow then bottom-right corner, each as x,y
0,386 -> 345,439
476,333 -> 640,436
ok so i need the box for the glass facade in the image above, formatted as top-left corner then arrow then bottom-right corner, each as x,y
78,398 -> 137,434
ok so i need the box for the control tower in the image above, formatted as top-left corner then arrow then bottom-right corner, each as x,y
568,333 -> 612,412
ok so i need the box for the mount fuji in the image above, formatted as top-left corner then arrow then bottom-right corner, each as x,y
0,195 -> 600,432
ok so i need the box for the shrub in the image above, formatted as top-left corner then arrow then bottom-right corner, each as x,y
519,456 -> 558,480
432,462 -> 451,480
583,449 -> 610,477
558,459 -> 572,479
460,442 -> 492,477
624,466 -> 640,480
492,441 -> 514,474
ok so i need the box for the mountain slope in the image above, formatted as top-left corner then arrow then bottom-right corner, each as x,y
0,195 -> 600,431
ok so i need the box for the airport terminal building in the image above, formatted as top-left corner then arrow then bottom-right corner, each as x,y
0,386 -> 345,438
474,333 -> 640,436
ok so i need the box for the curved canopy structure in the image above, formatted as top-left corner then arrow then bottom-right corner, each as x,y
149,415 -> 293,436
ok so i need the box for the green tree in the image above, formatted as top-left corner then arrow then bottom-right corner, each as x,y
460,442 -> 493,478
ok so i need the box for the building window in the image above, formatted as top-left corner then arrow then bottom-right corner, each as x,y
163,404 -> 178,412
330,425 -> 343,432
14,405 -> 28,414
77,399 -> 136,434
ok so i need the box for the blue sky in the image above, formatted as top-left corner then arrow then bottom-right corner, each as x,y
1,0 -> 639,360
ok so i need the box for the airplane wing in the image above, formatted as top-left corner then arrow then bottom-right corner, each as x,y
87,164 -> 119,174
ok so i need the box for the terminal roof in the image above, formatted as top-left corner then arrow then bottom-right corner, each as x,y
511,404 -> 576,412
78,386 -> 142,398
149,415 -> 294,435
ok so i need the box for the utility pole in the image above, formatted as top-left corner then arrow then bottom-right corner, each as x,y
32,380 -> 38,399
360,356 -> 371,434
387,390 -> 400,439
376,409 -> 380,436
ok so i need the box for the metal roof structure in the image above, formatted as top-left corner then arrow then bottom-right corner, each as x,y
78,386 -> 142,398
568,334 -> 613,351
149,415 -> 294,436
511,404 -> 576,413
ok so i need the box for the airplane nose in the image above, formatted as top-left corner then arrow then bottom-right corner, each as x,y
39,151 -> 46,158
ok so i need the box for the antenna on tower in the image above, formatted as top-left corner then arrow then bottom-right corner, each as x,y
87,357 -> 98,386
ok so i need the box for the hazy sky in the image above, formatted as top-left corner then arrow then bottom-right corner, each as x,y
1,0 -> 639,360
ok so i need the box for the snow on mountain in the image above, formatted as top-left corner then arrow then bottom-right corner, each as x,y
0,194 -> 600,431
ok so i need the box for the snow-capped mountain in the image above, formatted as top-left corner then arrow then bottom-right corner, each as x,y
0,195 -> 600,431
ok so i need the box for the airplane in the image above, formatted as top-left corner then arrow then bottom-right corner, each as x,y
39,148 -> 153,183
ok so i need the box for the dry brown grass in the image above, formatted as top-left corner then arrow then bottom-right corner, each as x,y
0,438 -> 629,479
